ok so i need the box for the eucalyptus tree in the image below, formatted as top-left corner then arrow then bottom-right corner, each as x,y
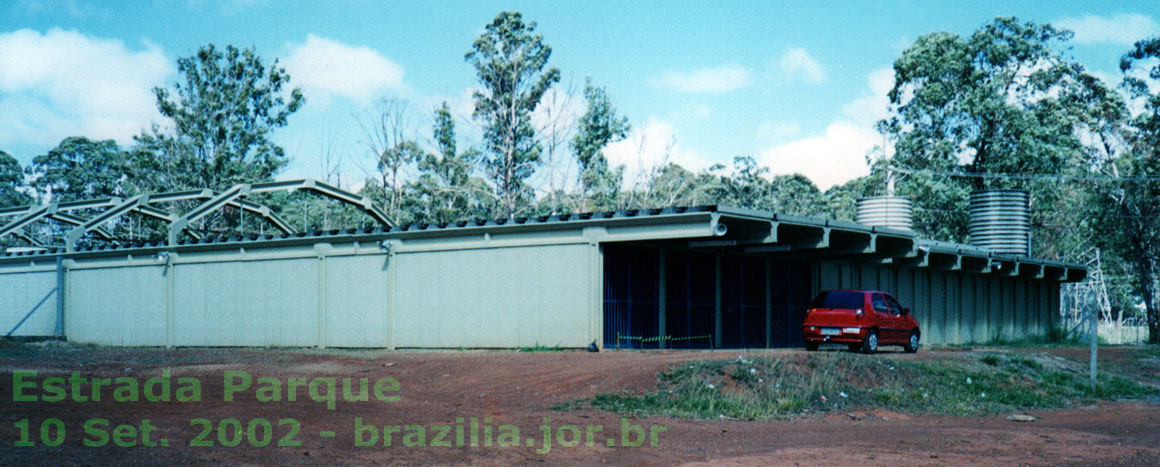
465,11 -> 561,218
878,17 -> 1115,252
135,44 -> 304,191
572,80 -> 630,211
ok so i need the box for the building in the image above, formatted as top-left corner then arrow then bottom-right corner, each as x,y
0,183 -> 1086,348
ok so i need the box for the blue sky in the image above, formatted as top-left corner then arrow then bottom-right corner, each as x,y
2,0 -> 1159,193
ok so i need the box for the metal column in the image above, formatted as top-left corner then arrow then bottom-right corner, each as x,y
658,248 -> 667,349
714,254 -> 722,349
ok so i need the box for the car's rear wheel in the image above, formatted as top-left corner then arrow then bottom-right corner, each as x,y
904,331 -> 919,353
861,330 -> 878,354
805,341 -> 819,351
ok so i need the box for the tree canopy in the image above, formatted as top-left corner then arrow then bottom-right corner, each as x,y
466,11 -> 561,218
136,44 -> 304,191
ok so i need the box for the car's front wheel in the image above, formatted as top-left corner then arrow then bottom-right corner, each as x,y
904,331 -> 920,353
861,330 -> 878,354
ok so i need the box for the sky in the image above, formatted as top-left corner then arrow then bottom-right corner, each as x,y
2,0 -> 1159,194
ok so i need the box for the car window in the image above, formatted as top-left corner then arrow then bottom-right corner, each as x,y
885,295 -> 903,315
871,294 -> 888,314
809,291 -> 864,309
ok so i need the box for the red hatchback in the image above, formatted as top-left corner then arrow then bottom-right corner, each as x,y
802,290 -> 920,354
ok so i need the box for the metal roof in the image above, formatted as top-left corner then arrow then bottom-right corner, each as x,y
0,203 -> 1086,281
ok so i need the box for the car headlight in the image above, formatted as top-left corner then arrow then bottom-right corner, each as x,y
843,327 -> 861,334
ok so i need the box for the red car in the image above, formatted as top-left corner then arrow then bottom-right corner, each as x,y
802,290 -> 920,354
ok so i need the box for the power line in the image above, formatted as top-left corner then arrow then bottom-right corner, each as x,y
891,167 -> 1160,183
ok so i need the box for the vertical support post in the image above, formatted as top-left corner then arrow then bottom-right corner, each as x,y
317,253 -> 328,349
714,254 -> 722,349
1090,305 -> 1098,390
658,248 -> 666,349
765,259 -> 772,349
164,253 -> 176,348
590,242 -> 603,349
386,241 -> 397,350
54,256 -> 65,338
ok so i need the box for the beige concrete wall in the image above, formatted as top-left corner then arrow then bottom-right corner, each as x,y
0,265 -> 57,336
393,244 -> 593,348
36,235 -> 597,348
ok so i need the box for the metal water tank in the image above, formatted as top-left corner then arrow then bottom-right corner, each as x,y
969,189 -> 1030,256
856,196 -> 913,232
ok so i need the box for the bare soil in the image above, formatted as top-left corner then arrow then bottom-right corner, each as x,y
1,344 -> 1158,465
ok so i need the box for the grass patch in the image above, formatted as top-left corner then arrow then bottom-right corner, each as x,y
563,352 -> 1156,421
517,344 -> 567,352
982,328 -> 1082,347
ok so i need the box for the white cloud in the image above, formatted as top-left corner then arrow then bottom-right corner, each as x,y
777,47 -> 827,85
758,121 -> 877,191
1055,14 -> 1160,45
284,34 -> 405,103
753,66 -> 893,190
841,67 -> 894,127
604,117 -> 711,188
0,28 -> 172,148
650,64 -> 752,94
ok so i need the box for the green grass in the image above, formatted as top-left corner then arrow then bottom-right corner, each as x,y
981,327 -> 1083,347
516,344 -> 567,352
559,352 -> 1157,421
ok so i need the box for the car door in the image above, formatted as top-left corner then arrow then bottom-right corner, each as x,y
883,294 -> 906,342
870,293 -> 893,341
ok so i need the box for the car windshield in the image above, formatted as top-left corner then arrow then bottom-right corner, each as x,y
809,291 -> 863,309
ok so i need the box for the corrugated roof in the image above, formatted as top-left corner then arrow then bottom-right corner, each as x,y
0,205 -> 1087,279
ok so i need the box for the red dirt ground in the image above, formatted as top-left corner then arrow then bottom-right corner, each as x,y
1,345 -> 1158,465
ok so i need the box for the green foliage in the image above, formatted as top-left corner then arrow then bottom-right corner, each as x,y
0,150 -> 31,207
466,11 -> 561,218
1111,37 -> 1160,343
572,80 -> 630,211
26,137 -> 128,202
568,352 -> 1155,421
879,17 -> 1107,251
136,44 -> 304,191
412,103 -> 492,224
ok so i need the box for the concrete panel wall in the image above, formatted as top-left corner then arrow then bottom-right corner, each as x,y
394,244 -> 592,348
324,254 -> 390,347
69,266 -> 166,345
173,258 -> 318,346
0,268 -> 57,336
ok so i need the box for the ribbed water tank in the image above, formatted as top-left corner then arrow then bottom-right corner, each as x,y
969,189 -> 1030,256
856,196 -> 913,233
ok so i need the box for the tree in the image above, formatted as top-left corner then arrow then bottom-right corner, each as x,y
136,44 -> 304,191
26,137 -> 128,202
359,99 -> 424,225
1110,36 -> 1160,342
466,11 -> 561,218
878,17 -> 1107,250
0,150 -> 32,207
414,102 -> 489,224
572,80 -> 630,211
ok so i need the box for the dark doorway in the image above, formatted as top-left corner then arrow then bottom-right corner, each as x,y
664,249 -> 716,349
720,255 -> 765,348
603,244 -> 813,349
602,245 -> 659,349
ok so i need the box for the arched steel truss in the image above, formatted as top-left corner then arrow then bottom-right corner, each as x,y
0,179 -> 391,252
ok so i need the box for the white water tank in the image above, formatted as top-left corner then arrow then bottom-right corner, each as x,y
856,196 -> 914,233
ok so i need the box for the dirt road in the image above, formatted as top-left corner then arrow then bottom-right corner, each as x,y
1,345 -> 1157,465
